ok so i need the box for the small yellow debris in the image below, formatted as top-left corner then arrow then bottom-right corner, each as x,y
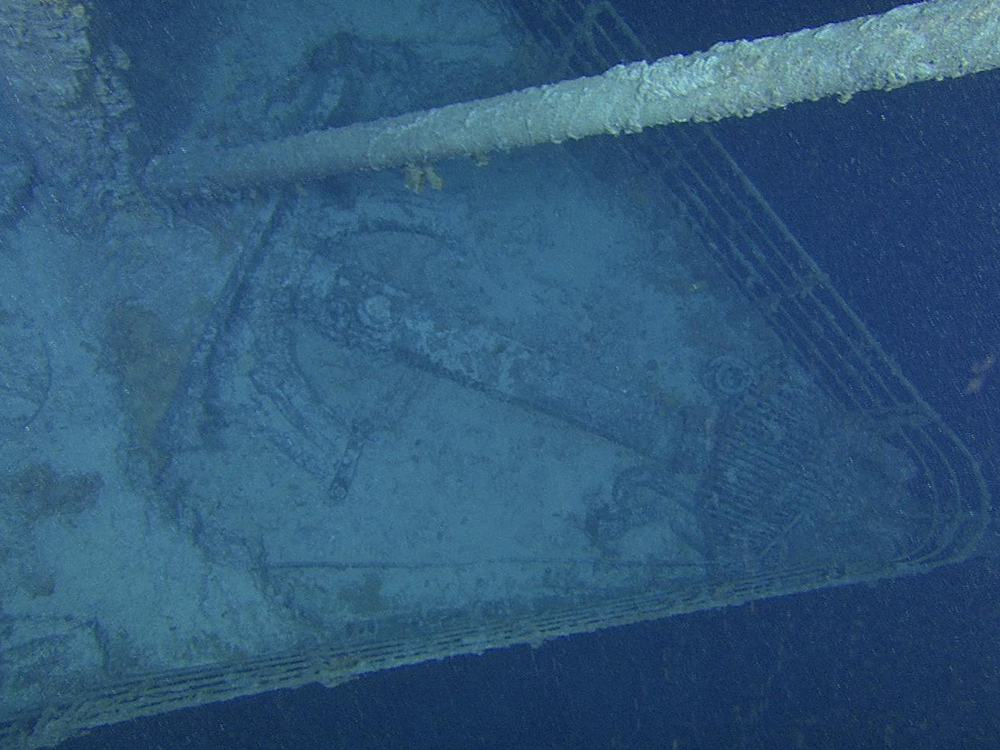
402,163 -> 443,193
425,165 -> 443,190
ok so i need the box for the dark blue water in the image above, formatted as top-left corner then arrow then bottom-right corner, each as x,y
62,560 -> 1000,749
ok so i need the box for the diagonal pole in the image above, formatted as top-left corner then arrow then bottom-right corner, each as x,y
145,0 -> 1000,192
